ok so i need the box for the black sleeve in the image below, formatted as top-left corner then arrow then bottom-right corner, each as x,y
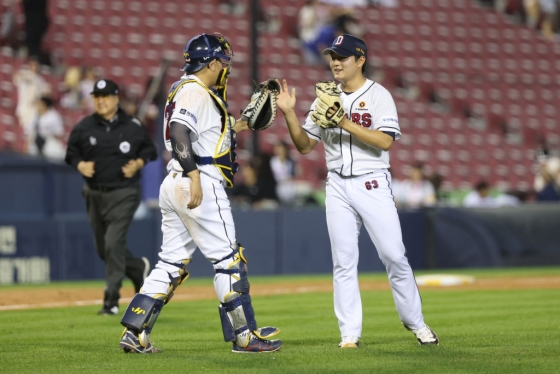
170,121 -> 198,174
135,121 -> 158,163
64,125 -> 83,168
382,131 -> 396,140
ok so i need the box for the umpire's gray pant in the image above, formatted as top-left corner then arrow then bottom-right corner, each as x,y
83,184 -> 146,309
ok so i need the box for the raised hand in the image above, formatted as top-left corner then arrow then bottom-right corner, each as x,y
275,79 -> 296,115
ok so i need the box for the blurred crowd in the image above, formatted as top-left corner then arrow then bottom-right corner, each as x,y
490,0 -> 560,41
1,0 -> 559,210
11,58 -> 158,161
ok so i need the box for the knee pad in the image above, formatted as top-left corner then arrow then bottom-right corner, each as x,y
141,259 -> 190,304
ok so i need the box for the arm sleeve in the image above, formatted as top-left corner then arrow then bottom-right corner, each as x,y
64,125 -> 83,168
373,88 -> 402,140
170,121 -> 198,174
301,98 -> 322,142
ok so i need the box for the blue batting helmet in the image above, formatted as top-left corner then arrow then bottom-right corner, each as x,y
181,33 -> 233,74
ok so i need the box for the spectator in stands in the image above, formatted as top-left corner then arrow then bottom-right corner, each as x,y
534,156 -> 560,201
298,0 -> 324,65
394,162 -> 436,208
121,98 -> 139,117
21,0 -> 49,63
270,140 -> 297,205
427,172 -> 447,203
13,57 -> 50,153
79,67 -> 96,111
34,96 -> 65,161
299,1 -> 363,65
60,66 -> 82,109
463,181 -> 497,207
232,160 -> 278,210
539,0 -> 559,40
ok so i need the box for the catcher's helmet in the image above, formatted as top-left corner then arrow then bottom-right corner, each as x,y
181,33 -> 233,74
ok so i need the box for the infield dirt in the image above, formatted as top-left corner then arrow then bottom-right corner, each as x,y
1,275 -> 559,311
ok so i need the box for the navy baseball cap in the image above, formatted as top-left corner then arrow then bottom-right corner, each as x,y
91,79 -> 119,95
323,34 -> 367,58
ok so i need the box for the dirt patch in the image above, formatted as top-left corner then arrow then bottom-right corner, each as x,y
1,276 -> 559,311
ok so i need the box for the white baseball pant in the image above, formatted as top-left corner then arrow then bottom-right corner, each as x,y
325,170 -> 425,338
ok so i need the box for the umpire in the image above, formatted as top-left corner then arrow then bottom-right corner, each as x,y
65,79 -> 158,315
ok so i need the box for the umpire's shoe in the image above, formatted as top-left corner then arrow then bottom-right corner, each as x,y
406,324 -> 439,345
120,330 -> 162,353
232,334 -> 283,353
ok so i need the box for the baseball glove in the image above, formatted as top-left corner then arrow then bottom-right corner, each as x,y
311,81 -> 345,129
240,79 -> 281,131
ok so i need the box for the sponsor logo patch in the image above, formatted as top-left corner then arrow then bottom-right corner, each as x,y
382,117 -> 399,124
178,108 -> 197,124
89,136 -> 97,145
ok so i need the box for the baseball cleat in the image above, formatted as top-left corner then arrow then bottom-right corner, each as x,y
120,330 -> 162,353
98,306 -> 119,315
338,336 -> 360,348
406,324 -> 439,345
231,334 -> 283,353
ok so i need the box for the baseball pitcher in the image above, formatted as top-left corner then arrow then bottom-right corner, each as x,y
276,34 -> 438,348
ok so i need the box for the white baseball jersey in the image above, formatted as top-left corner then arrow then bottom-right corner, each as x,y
303,79 -> 401,176
304,79 -> 427,339
163,74 -> 225,183
141,74 -> 239,308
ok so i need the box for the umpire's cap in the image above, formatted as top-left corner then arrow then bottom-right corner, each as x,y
323,34 -> 367,58
91,79 -> 119,95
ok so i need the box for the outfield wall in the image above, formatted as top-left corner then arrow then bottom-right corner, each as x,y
2,153 -> 560,284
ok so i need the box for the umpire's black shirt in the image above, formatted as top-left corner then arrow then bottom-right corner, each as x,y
65,108 -> 157,189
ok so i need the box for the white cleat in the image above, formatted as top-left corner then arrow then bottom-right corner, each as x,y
408,324 -> 439,345
338,336 -> 360,348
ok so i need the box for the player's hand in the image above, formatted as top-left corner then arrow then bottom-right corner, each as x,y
77,161 -> 95,178
122,159 -> 144,178
232,119 -> 249,133
187,172 -> 202,209
275,79 -> 296,114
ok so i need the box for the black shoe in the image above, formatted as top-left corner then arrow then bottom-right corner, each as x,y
98,306 -> 119,315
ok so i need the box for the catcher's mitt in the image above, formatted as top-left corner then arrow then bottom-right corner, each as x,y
311,81 -> 345,129
241,79 -> 281,131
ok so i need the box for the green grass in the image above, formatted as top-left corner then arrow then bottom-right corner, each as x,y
1,269 -> 559,373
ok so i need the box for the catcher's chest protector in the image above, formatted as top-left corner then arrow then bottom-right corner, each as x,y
165,79 -> 238,188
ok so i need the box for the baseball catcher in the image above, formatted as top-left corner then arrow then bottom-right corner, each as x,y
311,80 -> 345,129
240,79 -> 281,131
118,32 -> 282,354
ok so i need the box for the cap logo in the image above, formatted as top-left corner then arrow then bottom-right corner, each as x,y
97,80 -> 106,89
356,47 -> 364,54
334,36 -> 344,46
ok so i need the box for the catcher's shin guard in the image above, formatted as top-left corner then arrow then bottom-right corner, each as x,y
215,244 -> 280,347
121,294 -> 164,347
